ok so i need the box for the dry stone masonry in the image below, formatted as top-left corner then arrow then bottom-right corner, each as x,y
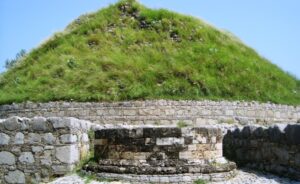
0,117 -> 92,183
224,124 -> 300,180
83,126 -> 237,183
0,100 -> 300,183
0,100 -> 299,126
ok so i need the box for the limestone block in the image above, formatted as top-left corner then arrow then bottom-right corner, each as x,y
123,109 -> 137,116
0,151 -> 16,165
203,150 -> 222,159
31,117 -> 50,132
182,175 -> 192,182
4,170 -> 25,184
19,152 -> 35,164
188,144 -> 197,151
211,136 -> 217,143
27,133 -> 41,144
215,143 -> 223,150
81,133 -> 89,143
159,176 -> 170,183
179,151 -> 193,160
194,135 -> 207,144
55,145 -> 79,164
50,117 -> 80,129
42,133 -> 56,145
51,165 -> 75,174
225,110 -> 234,116
0,133 -> 10,145
32,146 -> 44,153
156,137 -> 184,146
14,132 -> 24,145
41,158 -> 52,166
60,134 -> 77,144
3,117 -> 21,131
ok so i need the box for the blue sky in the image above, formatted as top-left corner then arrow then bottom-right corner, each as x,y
0,0 -> 299,78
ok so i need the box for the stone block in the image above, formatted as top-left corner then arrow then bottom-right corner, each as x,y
41,158 -> 52,166
42,133 -> 56,145
32,146 -> 44,153
285,125 -> 300,145
81,133 -> 89,143
3,117 -> 21,131
0,151 -> 16,165
31,117 -> 50,132
19,152 -> 35,164
156,137 -> 184,146
179,151 -> 192,160
50,117 -> 80,130
0,133 -> 10,145
27,133 -> 41,144
5,170 -> 25,184
14,132 -> 24,145
60,134 -> 77,144
51,165 -> 75,175
55,145 -> 79,164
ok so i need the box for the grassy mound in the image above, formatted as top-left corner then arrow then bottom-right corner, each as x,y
0,0 -> 299,105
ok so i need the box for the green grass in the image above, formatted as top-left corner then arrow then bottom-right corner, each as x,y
0,0 -> 299,105
177,121 -> 189,128
194,179 -> 207,184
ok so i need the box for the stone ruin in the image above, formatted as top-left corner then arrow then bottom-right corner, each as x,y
0,100 -> 299,183
84,126 -> 236,183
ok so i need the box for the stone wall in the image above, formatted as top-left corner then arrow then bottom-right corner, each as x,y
84,126 -> 236,183
0,100 -> 299,126
0,117 -> 92,183
223,124 -> 300,180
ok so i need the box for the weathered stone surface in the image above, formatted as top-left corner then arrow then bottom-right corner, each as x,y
19,152 -> 35,164
93,127 -> 236,176
3,117 -> 21,131
55,145 -> 79,164
0,116 -> 93,183
5,170 -> 25,184
32,146 -> 43,153
0,133 -> 10,145
42,133 -> 55,144
41,158 -> 52,166
52,165 -> 75,174
60,134 -> 77,144
50,117 -> 80,130
14,132 -> 24,145
224,125 -> 300,180
0,151 -> 16,165
27,133 -> 41,144
81,133 -> 89,142
31,117 -> 50,131
285,124 -> 300,145
1,101 -> 299,128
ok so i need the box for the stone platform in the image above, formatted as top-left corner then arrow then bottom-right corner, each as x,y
84,126 -> 236,183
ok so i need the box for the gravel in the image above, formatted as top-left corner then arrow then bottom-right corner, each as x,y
49,169 -> 300,184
